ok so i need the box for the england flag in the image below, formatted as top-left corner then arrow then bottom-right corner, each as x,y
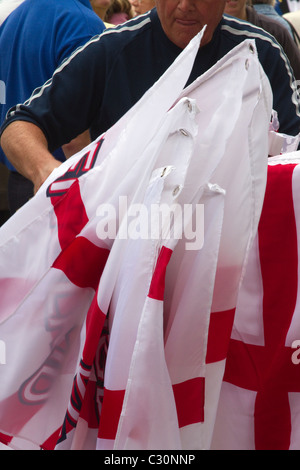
212,152 -> 300,450
0,31 -> 280,450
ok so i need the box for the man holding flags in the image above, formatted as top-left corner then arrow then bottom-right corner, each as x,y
0,0 -> 299,192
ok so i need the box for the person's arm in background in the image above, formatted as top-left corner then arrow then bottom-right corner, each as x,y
0,36 -> 107,191
0,124 -> 91,194
0,121 -> 61,194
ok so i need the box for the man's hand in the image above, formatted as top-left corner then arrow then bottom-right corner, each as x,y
62,130 -> 91,159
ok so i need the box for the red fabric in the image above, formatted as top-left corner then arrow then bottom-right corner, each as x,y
148,246 -> 173,301
0,431 -> 12,446
79,380 -> 99,429
49,140 -> 103,250
98,389 -> 125,440
83,293 -> 107,365
42,427 -> 62,450
173,377 -> 205,427
51,180 -> 89,251
97,377 -> 206,441
52,236 -> 109,290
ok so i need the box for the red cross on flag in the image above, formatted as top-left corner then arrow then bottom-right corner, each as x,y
212,152 -> 300,450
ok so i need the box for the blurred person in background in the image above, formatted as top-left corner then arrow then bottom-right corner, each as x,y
0,0 -> 105,216
91,0 -> 133,25
252,0 -> 295,36
130,0 -> 155,16
105,0 -> 133,24
0,0 -> 27,224
283,9 -> 300,45
276,0 -> 300,14
90,0 -> 114,24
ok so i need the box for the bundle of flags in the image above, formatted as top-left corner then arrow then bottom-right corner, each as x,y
212,152 -> 300,450
0,29 -> 297,450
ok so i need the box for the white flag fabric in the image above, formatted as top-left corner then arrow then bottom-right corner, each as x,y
212,151 -> 300,450
0,33 -> 273,450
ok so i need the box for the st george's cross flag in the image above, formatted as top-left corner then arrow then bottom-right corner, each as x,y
0,32 -> 276,450
211,151 -> 300,451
